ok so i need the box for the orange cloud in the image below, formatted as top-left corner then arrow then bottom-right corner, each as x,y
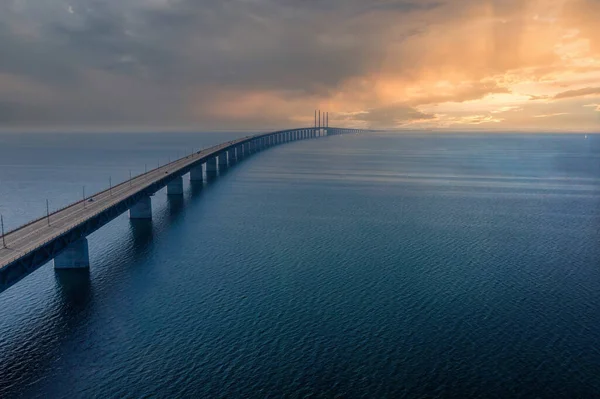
553,87 -> 600,99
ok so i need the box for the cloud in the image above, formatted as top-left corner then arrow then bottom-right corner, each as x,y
553,87 -> 600,100
583,103 -> 600,111
443,114 -> 504,126
0,0 -> 599,130
408,81 -> 511,106
533,112 -> 569,118
338,103 -> 435,128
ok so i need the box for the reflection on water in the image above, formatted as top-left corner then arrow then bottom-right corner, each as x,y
55,268 -> 92,310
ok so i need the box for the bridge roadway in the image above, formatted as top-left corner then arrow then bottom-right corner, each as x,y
0,126 -> 364,293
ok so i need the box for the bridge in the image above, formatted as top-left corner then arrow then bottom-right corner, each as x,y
0,125 -> 366,294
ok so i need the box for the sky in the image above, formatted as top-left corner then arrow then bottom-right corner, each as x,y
0,0 -> 599,132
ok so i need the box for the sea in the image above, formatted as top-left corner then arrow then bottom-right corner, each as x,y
0,131 -> 599,398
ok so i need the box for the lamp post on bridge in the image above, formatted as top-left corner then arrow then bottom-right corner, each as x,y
83,186 -> 86,208
46,199 -> 50,226
109,177 -> 112,196
1,214 -> 6,248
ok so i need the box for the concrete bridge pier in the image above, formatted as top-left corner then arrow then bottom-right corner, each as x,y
190,165 -> 203,182
54,238 -> 90,269
218,152 -> 228,171
206,157 -> 218,179
130,195 -> 152,219
228,148 -> 237,165
167,176 -> 184,195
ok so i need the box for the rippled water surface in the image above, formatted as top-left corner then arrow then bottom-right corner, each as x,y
0,132 -> 599,398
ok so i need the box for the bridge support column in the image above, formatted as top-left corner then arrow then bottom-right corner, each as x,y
190,165 -> 203,182
228,148 -> 236,165
54,238 -> 90,269
130,195 -> 152,219
218,152 -> 228,171
167,176 -> 184,195
206,157 -> 217,179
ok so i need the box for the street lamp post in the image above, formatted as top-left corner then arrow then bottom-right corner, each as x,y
1,214 -> 6,248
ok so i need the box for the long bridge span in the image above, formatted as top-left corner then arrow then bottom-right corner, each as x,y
0,126 -> 365,294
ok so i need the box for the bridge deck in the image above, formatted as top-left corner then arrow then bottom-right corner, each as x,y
0,134 -> 251,270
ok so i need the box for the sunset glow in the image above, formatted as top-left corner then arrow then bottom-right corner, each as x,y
0,0 -> 599,131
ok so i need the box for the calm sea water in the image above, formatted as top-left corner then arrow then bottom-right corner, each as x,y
0,131 -> 599,398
